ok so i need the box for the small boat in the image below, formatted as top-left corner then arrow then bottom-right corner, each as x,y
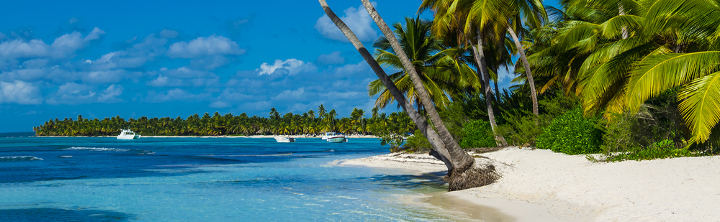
322,132 -> 336,140
117,129 -> 140,140
326,136 -> 347,143
322,132 -> 347,143
274,136 -> 295,143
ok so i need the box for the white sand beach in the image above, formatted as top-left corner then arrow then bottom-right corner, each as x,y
338,148 -> 720,221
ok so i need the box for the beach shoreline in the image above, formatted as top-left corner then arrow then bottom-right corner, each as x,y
337,148 -> 720,221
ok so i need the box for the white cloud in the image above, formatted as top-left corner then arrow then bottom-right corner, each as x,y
84,70 -> 129,83
334,61 -> 370,75
0,27 -> 103,59
317,51 -> 345,64
209,101 -> 230,108
87,34 -> 167,70
315,4 -> 377,42
89,51 -> 147,69
0,39 -> 49,58
47,82 -> 96,104
148,67 -> 218,87
0,68 -> 50,82
257,58 -> 316,75
167,35 -> 244,58
85,27 -> 105,41
272,88 -> 305,100
98,84 -> 123,102
147,89 -> 209,103
47,83 -> 123,104
0,80 -> 41,104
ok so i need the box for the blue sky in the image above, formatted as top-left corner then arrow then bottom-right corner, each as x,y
0,0 -> 560,132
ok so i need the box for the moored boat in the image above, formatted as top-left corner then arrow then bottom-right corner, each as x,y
326,136 -> 347,143
325,133 -> 347,143
117,129 -> 140,140
274,136 -> 295,143
321,132 -> 337,140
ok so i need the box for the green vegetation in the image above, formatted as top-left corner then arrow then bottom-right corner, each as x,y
605,140 -> 697,161
460,120 -> 496,148
404,130 -> 433,152
536,108 -> 603,154
33,105 -> 414,137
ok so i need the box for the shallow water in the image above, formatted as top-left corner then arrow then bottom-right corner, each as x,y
0,135 -> 452,221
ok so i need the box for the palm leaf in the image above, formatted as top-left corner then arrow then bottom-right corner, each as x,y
626,51 -> 720,111
678,71 -> 720,142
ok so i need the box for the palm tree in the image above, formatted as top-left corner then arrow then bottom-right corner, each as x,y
317,0 -> 475,183
359,0 -> 476,175
502,0 -> 547,120
420,0 -> 508,146
369,17 -> 479,109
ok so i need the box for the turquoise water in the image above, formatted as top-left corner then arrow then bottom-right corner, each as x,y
0,135 -> 450,221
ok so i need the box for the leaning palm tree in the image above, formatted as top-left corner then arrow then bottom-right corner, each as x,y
318,0 -> 486,190
359,0 -> 478,179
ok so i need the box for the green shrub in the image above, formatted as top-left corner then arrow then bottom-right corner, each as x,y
607,139 -> 696,161
600,112 -> 641,154
404,129 -> 432,152
460,120 -> 496,148
536,107 -> 602,154
498,113 -> 554,146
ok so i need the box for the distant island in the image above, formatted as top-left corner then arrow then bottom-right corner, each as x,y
33,105 -> 414,137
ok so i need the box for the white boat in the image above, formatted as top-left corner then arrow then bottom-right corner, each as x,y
326,136 -> 347,143
321,132 -> 337,140
322,132 -> 347,143
274,136 -> 295,143
117,129 -> 140,140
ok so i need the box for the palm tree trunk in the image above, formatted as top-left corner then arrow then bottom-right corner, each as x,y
317,0 -> 455,171
506,27 -> 539,120
360,0 -> 475,173
471,31 -> 507,146
493,71 -> 501,102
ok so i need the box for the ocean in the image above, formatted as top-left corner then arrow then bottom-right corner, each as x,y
0,135 -> 451,221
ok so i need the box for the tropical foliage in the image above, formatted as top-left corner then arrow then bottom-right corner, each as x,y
34,105 -> 414,137
527,0 -> 720,146
536,107 -> 603,154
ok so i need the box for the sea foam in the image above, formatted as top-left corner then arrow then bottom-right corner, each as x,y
65,147 -> 130,152
0,156 -> 44,161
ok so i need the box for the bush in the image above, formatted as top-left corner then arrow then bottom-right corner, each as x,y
536,107 -> 602,154
498,113 -> 553,146
600,112 -> 641,154
497,90 -> 579,146
404,129 -> 432,152
460,120 -> 496,148
607,139 -> 696,161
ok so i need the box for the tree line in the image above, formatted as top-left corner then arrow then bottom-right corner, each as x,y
33,105 -> 414,137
